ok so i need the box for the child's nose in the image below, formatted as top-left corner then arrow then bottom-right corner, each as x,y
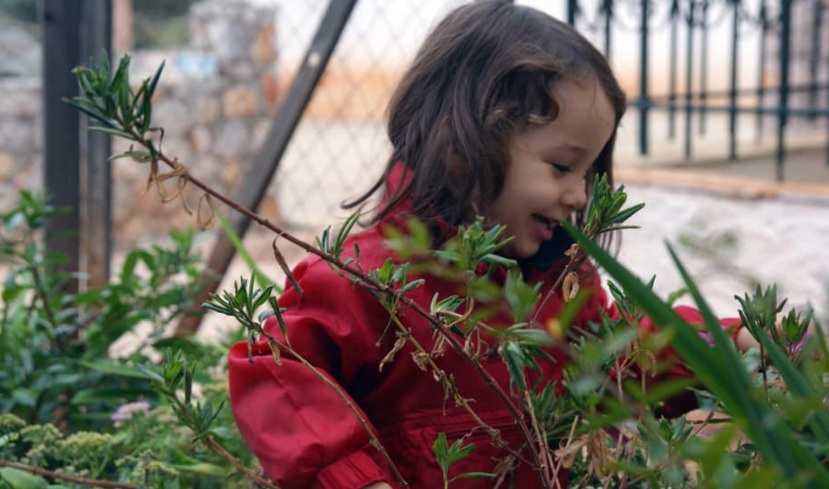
562,181 -> 588,211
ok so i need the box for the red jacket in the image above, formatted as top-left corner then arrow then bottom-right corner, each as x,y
228,194 -> 740,489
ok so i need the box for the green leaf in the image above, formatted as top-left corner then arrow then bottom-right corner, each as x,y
501,342 -> 532,392
79,360 -> 163,383
0,468 -> 48,489
446,438 -> 475,465
166,462 -> 227,476
433,432 -> 449,473
452,472 -> 495,480
503,268 -> 540,323
70,386 -> 155,405
88,126 -> 134,140
215,208 -> 276,290
564,221 -> 829,486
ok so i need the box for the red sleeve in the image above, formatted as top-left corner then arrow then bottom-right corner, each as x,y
228,257 -> 394,489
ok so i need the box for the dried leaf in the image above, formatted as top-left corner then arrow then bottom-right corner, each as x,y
155,159 -> 188,203
587,430 -> 611,477
196,193 -> 215,230
627,341 -> 657,375
143,159 -> 159,195
267,339 -> 281,366
546,318 -> 565,340
562,271 -> 579,302
411,351 -> 429,371
432,334 -> 447,358
553,437 -> 587,469
564,243 -> 580,258
379,335 -> 406,372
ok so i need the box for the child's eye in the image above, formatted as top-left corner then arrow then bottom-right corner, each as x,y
551,163 -> 571,174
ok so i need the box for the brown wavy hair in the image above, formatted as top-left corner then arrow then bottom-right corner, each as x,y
345,0 -> 626,238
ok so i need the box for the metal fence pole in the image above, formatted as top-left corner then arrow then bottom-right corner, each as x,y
567,0 -> 578,26
728,0 -> 739,161
80,0 -> 112,288
684,2 -> 695,158
776,0 -> 792,181
808,0 -> 823,121
668,0 -> 679,139
756,0 -> 768,141
43,0 -> 82,292
638,0 -> 650,156
603,0 -> 613,61
176,0 -> 360,335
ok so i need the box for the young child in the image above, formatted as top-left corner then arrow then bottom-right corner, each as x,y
228,1 -> 749,487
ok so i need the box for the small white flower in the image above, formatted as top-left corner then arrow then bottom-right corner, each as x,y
111,401 -> 151,426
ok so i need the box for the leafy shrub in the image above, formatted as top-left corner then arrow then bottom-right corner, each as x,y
0,191 -> 256,488
5,52 -> 827,489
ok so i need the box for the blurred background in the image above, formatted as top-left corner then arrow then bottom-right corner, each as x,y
0,0 -> 827,335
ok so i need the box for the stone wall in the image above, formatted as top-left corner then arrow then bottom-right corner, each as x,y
0,18 -> 40,210
0,0 -> 280,249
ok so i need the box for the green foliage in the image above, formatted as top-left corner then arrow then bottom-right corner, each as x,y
66,54 -> 164,150
0,191 -> 255,488
0,192 -> 207,430
432,432 -> 494,489
0,0 -> 36,25
566,221 -> 829,487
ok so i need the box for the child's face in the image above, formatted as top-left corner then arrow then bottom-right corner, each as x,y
487,76 -> 615,259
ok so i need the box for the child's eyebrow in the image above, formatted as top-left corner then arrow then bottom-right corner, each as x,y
545,142 -> 587,157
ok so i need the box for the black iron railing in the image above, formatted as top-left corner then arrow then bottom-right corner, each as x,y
566,0 -> 829,181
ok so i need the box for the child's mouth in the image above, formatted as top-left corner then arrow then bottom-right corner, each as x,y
531,214 -> 557,240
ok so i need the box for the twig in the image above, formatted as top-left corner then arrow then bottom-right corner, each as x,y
259,330 -> 410,489
386,314 -> 534,468
201,436 -> 281,489
531,246 -> 590,324
115,122 -> 595,488
28,264 -> 57,330
551,415 -> 581,489
523,390 -> 555,487
0,459 -> 137,489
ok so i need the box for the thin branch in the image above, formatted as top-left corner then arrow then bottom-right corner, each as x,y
523,390 -> 555,486
0,459 -> 137,489
132,132 -> 549,478
28,263 -> 57,329
201,436 -> 280,489
259,330 -> 410,489
386,314 -> 534,468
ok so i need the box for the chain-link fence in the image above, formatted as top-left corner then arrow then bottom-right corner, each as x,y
0,0 -> 827,275
260,0 -> 829,236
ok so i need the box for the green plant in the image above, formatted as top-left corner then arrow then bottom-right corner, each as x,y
0,190 -> 258,488
57,52 -> 829,489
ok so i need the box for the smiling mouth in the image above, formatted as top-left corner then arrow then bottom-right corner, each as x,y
532,214 -> 558,231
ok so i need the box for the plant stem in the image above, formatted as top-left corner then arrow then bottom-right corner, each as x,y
523,390 -> 555,486
201,435 -> 281,489
0,459 -> 137,489
133,132 -> 548,477
28,263 -> 57,330
386,315 -> 534,468
259,330 -> 410,489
